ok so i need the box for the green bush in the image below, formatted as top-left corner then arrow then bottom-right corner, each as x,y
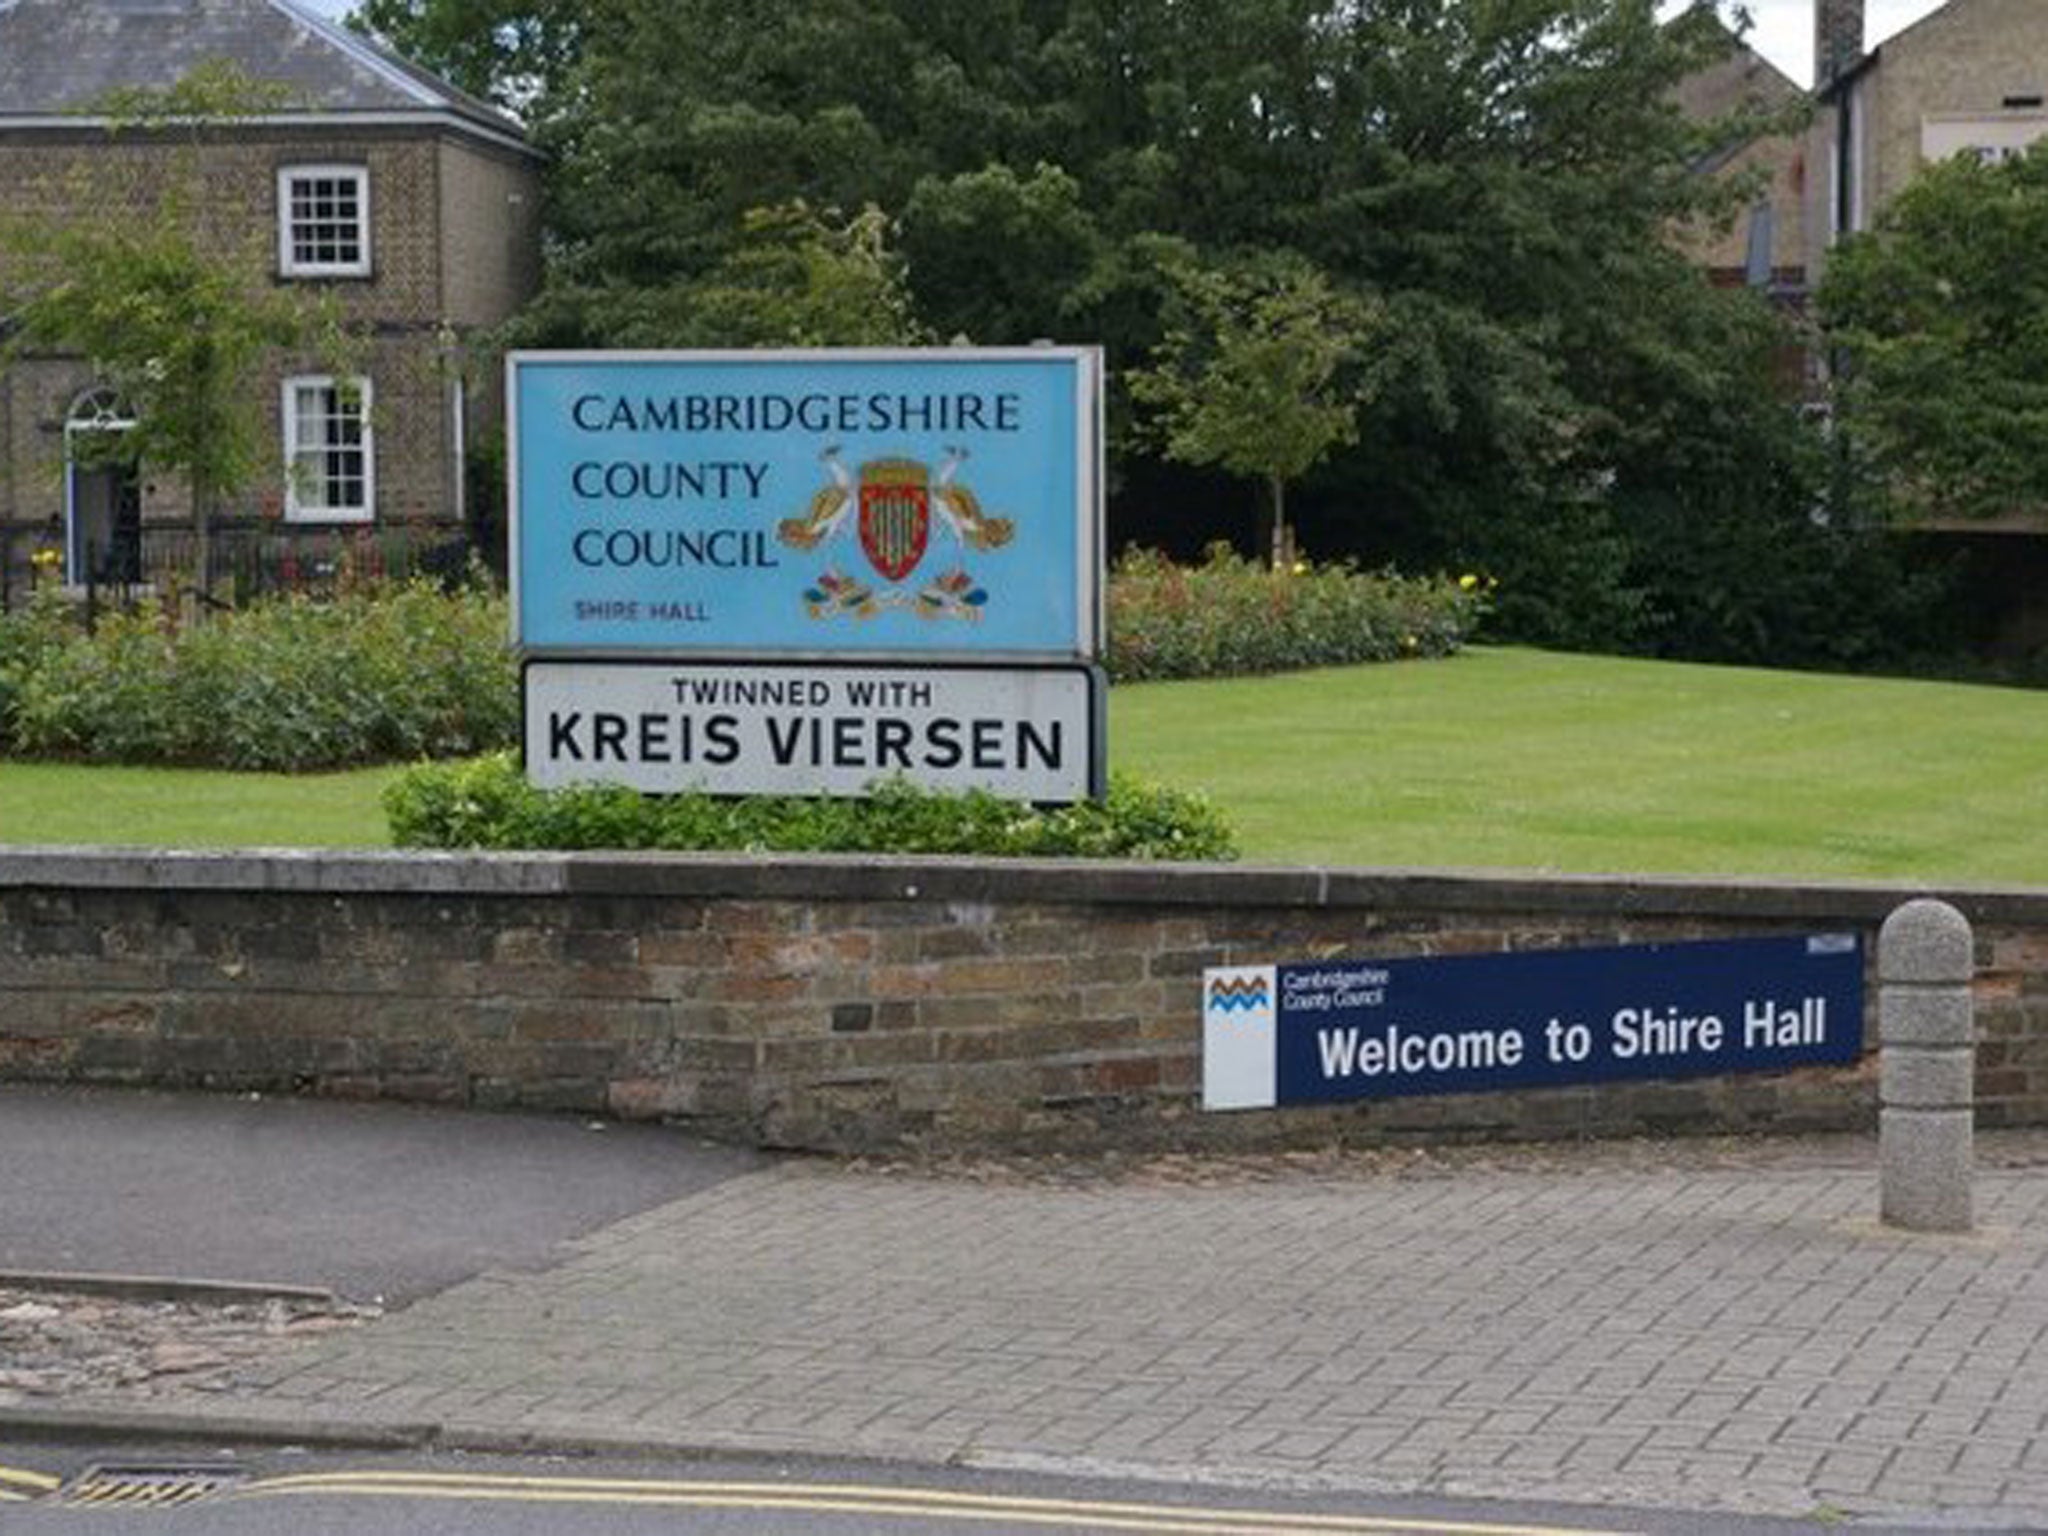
8,579 -> 518,770
0,584 -> 82,752
385,751 -> 1238,860
3,547 -> 1474,768
1106,545 -> 1483,682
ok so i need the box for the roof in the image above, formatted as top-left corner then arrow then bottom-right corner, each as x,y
0,0 -> 530,151
1669,10 -> 1805,123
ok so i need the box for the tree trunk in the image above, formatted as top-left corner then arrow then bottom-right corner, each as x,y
1268,474 -> 1288,570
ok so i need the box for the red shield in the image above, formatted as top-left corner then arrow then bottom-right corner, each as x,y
858,459 -> 930,582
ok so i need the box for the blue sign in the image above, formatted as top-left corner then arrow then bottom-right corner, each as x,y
509,349 -> 1101,660
1203,933 -> 1864,1110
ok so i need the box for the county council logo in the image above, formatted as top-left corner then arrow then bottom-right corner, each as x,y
777,447 -> 1014,622
1202,964 -> 1277,1111
1205,971 -> 1272,1014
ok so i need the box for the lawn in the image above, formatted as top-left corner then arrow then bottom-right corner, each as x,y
0,761 -> 406,849
3,647 -> 2046,884
1109,647 -> 2048,884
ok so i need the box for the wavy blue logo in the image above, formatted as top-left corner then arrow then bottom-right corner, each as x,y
1206,974 -> 1271,1013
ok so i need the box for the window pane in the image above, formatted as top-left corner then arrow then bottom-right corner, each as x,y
289,380 -> 369,517
283,171 -> 366,272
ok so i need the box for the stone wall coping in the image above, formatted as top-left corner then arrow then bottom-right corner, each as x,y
3,845 -> 2046,925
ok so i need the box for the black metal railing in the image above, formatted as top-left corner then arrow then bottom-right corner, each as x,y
2,523 -> 477,620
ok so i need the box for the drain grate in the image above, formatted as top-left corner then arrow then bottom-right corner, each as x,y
60,1464 -> 247,1509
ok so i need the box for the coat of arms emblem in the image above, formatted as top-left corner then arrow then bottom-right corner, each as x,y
777,447 -> 1013,620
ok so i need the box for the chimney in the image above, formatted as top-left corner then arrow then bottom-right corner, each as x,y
1816,0 -> 1865,86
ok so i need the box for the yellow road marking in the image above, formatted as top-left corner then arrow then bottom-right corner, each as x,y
0,1464 -> 61,1493
240,1471 -> 1637,1536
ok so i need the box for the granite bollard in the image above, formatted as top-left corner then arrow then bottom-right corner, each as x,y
1878,898 -> 1974,1232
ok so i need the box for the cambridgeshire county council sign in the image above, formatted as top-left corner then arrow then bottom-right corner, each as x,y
509,348 -> 1102,659
508,348 -> 1107,802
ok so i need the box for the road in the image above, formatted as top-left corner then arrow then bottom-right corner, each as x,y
0,1084 -> 763,1302
0,1445 -> 1949,1535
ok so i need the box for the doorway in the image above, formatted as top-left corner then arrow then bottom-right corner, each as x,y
64,388 -> 141,585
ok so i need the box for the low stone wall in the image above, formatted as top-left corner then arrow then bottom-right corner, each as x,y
3,849 -> 2046,1152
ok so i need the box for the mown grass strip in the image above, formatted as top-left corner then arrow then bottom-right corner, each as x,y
1110,647 -> 2048,883
0,761 -> 404,848
7,647 -> 2048,885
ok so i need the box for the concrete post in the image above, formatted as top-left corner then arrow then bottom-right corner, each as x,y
1878,899 -> 1975,1233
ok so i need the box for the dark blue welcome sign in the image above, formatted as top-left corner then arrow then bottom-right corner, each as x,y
1202,934 -> 1864,1110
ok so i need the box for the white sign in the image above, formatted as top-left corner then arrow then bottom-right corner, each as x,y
1202,965 -> 1278,1110
1923,114 -> 2048,166
524,660 -> 1102,802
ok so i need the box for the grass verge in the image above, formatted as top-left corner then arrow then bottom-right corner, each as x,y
0,761 -> 405,848
5,647 -> 2048,884
1111,647 -> 2048,882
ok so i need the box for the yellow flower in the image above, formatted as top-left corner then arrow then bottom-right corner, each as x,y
1458,572 -> 1479,591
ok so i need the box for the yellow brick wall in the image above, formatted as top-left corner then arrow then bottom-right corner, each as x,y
1866,0 -> 2048,214
1809,0 -> 2048,281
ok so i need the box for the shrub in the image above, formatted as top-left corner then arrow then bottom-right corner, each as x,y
1106,544 -> 1483,682
3,547 -> 1475,767
0,583 -> 81,752
385,751 -> 1238,861
8,578 -> 518,770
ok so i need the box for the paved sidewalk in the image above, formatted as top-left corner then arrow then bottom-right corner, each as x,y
47,1132 -> 2048,1526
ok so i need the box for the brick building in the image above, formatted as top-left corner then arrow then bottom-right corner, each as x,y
1671,17 -> 1811,301
0,0 -> 541,595
1811,0 -> 2048,279
1808,0 -> 2048,639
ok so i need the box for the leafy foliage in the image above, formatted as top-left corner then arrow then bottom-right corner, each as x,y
3,554 -> 1480,768
384,752 -> 1239,860
7,581 -> 518,770
0,62 -> 349,587
1819,142 -> 2048,521
0,585 -> 83,753
349,0 -> 584,114
1128,254 -> 1376,564
0,213 -> 319,531
356,0 -> 1862,665
540,200 -> 928,349
1106,546 -> 1483,681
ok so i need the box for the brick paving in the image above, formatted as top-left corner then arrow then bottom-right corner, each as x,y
85,1133 -> 2048,1524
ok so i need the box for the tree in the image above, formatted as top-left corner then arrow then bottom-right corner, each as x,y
1129,253 -> 1376,565
347,0 -> 587,115
366,0 -> 1816,648
0,63 -> 346,592
527,200 -> 927,348
1819,142 -> 2048,522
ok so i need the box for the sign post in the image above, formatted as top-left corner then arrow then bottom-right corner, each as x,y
508,347 -> 1106,801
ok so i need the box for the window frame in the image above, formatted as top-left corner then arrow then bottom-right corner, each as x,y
282,374 -> 375,525
276,164 -> 373,280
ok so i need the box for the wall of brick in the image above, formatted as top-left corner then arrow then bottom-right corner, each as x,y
437,137 -> 543,330
1807,0 -> 2048,285
1669,44 -> 1808,284
3,850 -> 2045,1153
1864,0 -> 2048,215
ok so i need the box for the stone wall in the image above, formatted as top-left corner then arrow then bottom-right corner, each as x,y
3,849 -> 2046,1153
